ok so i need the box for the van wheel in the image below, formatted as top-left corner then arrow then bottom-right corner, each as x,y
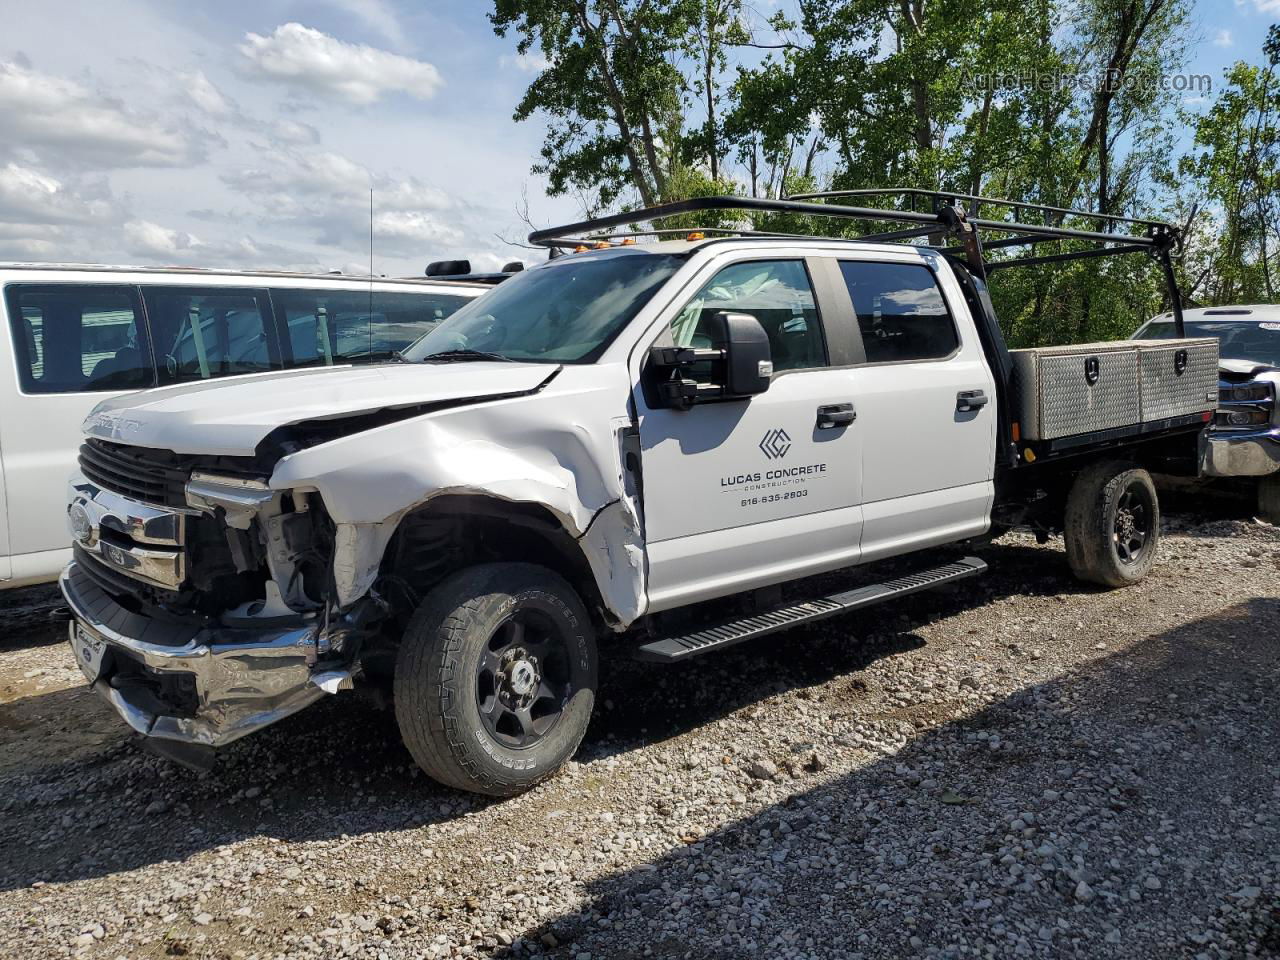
1064,461 -> 1160,587
1258,475 -> 1280,525
394,563 -> 597,797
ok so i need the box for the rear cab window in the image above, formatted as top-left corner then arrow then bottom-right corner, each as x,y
837,261 -> 959,363
4,284 -> 153,393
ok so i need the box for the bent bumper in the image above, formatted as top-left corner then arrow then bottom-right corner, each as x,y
1201,427 -> 1280,478
60,561 -> 325,747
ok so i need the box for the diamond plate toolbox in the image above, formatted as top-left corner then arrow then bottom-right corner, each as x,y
1011,342 -> 1141,440
1133,338 -> 1219,420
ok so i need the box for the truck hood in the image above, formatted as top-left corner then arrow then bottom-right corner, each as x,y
1220,358 -> 1279,378
84,362 -> 560,457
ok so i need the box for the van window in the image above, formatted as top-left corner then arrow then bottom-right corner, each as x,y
142,288 -> 278,384
5,284 -> 153,393
274,288 -> 472,365
837,261 -> 959,363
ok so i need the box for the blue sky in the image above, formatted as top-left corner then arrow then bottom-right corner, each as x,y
0,0 -> 1274,277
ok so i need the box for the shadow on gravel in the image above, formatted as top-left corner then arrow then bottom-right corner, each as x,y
0,584 -> 64,650
585,542 -> 1097,755
0,540 -> 1084,893
513,596 -> 1280,960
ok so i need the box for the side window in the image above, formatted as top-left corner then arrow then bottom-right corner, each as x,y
669,259 -> 825,375
837,261 -> 959,363
142,288 -> 277,384
5,284 -> 153,393
273,289 -> 469,365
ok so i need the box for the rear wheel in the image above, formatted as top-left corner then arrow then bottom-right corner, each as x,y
393,563 -> 597,796
1258,475 -> 1280,525
1064,461 -> 1160,587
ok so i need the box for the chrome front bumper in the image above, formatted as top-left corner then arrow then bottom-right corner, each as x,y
67,475 -> 188,590
60,561 -> 327,747
1201,427 -> 1280,478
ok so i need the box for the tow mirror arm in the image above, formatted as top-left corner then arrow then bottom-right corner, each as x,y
648,311 -> 774,410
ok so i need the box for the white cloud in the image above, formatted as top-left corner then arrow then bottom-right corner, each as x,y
221,149 -> 457,257
222,150 -> 372,214
373,210 -> 461,246
184,70 -> 235,116
0,163 -> 116,224
238,23 -> 442,105
1213,29 -> 1234,47
123,219 -> 204,258
121,219 -> 319,270
0,60 -> 202,168
500,52 -> 550,74
269,117 -> 321,145
1253,0 -> 1280,13
0,220 -> 62,260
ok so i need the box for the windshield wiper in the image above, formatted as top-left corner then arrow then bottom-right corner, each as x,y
417,349 -> 515,363
344,348 -> 405,363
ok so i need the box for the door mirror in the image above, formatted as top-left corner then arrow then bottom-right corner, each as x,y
648,311 -> 773,409
712,311 -> 773,397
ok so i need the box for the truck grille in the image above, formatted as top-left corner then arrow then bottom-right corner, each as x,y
78,439 -> 191,508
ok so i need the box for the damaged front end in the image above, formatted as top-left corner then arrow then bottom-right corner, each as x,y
62,439 -> 381,750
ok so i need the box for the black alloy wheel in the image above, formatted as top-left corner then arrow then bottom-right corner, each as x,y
476,611 -> 572,749
1113,480 -> 1154,565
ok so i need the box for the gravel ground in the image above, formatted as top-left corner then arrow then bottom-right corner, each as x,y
0,515 -> 1277,960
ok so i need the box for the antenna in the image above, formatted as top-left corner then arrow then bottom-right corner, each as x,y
368,188 -> 374,359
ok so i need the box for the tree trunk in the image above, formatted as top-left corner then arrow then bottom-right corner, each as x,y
1098,106 -> 1110,213
572,5 -> 657,206
969,88 -> 995,200
705,4 -> 719,181
898,0 -> 933,154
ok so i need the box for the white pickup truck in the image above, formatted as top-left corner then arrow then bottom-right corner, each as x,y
59,193 -> 1217,796
1132,304 -> 1280,521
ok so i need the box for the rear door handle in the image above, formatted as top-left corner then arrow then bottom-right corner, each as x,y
816,403 -> 856,429
956,390 -> 989,412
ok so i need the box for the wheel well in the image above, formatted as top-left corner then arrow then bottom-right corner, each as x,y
377,494 -> 607,629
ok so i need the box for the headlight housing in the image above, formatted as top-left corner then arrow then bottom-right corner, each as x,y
1220,382 -> 1276,405
1217,409 -> 1271,427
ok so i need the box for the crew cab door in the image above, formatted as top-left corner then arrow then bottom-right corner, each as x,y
634,256 -> 865,612
831,257 -> 997,560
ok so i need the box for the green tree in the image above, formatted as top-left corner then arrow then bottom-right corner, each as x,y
491,0 -> 697,208
1179,50 -> 1280,303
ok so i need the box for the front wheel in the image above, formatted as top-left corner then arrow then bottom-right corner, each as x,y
394,563 -> 597,797
1064,461 -> 1160,587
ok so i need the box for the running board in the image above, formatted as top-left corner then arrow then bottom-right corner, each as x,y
634,556 -> 987,663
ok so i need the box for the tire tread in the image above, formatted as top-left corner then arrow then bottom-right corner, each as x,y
1064,460 -> 1159,587
393,563 -> 593,797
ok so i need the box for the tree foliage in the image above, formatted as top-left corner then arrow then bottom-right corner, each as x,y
492,0 -> 1278,344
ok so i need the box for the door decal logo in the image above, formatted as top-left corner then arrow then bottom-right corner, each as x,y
759,428 -> 792,460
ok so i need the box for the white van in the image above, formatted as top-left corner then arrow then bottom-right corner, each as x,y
0,264 -> 488,588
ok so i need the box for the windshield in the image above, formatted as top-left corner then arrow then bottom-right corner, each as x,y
1135,319 -> 1280,367
402,251 -> 685,364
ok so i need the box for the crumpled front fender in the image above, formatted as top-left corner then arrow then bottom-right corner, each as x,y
268,369 -> 647,625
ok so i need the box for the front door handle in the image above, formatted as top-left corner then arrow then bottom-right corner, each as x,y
816,403 -> 856,429
956,390 -> 989,412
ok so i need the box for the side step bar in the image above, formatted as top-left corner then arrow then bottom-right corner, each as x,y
635,556 -> 987,663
